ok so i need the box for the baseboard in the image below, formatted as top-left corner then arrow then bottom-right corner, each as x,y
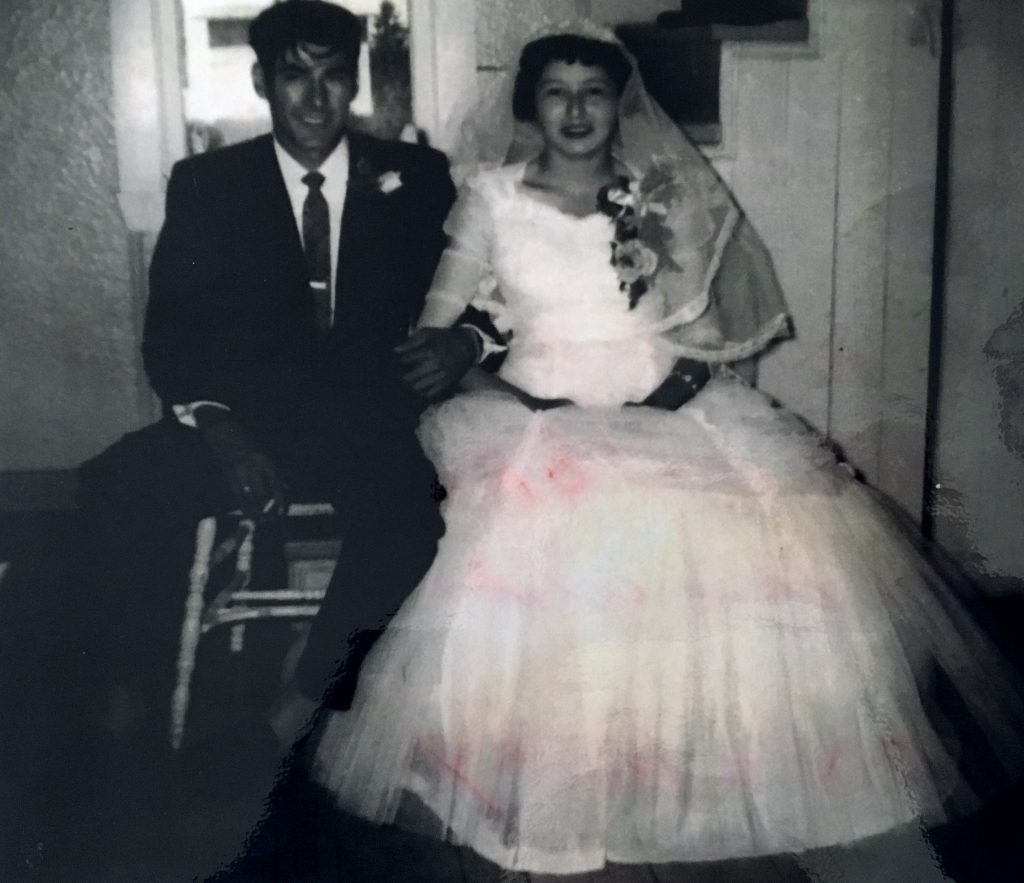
0,469 -> 78,512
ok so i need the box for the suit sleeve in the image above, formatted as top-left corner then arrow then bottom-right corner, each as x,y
143,161 -> 298,416
143,162 -> 221,406
410,148 -> 457,308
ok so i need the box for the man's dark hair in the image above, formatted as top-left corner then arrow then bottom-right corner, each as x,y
512,34 -> 632,122
249,1 -> 362,75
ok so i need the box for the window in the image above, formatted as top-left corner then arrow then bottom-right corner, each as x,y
617,0 -> 811,145
181,0 -> 413,155
206,17 -> 250,48
653,1 -> 808,32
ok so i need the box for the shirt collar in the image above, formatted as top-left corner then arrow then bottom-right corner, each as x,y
273,136 -> 350,190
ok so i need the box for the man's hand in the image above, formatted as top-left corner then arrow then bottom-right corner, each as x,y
268,683 -> 318,750
192,407 -> 286,520
395,327 -> 479,400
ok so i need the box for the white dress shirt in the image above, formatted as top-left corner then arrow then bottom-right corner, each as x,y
273,136 -> 350,324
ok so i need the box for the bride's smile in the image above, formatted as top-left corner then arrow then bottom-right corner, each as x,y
534,61 -> 620,159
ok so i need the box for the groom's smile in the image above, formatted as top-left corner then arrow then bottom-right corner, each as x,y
252,41 -> 358,171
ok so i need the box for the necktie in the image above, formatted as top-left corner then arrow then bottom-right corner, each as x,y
302,171 -> 332,334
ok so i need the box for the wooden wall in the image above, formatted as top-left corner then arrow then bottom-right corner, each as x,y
931,0 -> 1024,590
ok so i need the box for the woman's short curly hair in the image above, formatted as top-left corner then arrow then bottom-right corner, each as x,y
512,34 -> 632,121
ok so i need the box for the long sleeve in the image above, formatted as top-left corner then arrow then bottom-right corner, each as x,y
143,162 -> 211,404
417,176 -> 496,330
143,160 -> 269,409
154,168 -> 230,427
142,146 -> 322,418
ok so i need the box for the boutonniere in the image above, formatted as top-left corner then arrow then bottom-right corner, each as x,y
377,170 -> 403,194
352,156 -> 403,196
597,158 -> 681,309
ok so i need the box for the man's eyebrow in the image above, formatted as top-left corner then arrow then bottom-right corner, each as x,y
537,77 -> 609,87
276,59 -> 354,74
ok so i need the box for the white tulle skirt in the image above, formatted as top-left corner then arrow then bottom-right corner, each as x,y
311,376 -> 1024,874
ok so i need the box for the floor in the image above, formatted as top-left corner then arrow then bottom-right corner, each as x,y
2,510 -> 1024,882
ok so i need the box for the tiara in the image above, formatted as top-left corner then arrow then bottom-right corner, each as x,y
528,18 -> 623,46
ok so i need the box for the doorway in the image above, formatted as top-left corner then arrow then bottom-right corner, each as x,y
179,0 -> 413,155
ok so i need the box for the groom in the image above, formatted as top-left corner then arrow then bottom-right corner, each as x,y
78,0 -> 484,756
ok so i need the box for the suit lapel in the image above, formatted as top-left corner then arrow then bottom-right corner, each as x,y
250,135 -> 306,280
335,135 -> 393,330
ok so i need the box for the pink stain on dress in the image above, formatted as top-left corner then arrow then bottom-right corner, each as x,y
545,455 -> 590,497
497,466 -> 538,505
821,745 -> 843,781
617,741 -> 684,787
880,734 -> 906,766
763,576 -> 799,603
419,734 -> 507,822
760,576 -> 838,611
467,558 -> 543,608
625,583 -> 650,608
497,738 -> 528,766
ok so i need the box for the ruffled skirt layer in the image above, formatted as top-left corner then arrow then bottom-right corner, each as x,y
312,377 -> 1024,874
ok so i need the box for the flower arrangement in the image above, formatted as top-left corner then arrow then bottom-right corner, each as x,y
597,158 -> 682,309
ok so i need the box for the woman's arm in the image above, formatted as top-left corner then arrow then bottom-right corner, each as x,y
397,177 -> 497,399
629,358 -> 711,411
405,175 -> 571,411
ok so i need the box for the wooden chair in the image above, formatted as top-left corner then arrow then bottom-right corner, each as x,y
170,503 -> 340,749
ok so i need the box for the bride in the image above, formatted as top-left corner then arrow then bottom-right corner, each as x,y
312,23 -> 1024,874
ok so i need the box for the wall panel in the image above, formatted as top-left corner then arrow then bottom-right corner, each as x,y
932,0 -> 1024,588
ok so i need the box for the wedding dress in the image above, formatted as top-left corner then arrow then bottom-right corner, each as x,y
312,163 -> 1024,874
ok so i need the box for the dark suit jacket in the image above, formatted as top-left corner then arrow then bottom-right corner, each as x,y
143,132 -> 456,435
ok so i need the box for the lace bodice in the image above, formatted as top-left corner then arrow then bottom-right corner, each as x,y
425,164 -> 676,407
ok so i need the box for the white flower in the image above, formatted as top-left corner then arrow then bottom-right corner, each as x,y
606,186 -> 635,208
614,240 -> 659,285
378,170 -> 403,194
